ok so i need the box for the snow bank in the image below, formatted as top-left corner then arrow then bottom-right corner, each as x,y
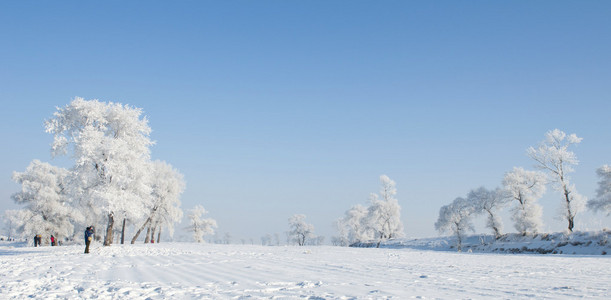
379,230 -> 610,255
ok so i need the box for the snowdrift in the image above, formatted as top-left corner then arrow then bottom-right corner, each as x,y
368,230 -> 611,255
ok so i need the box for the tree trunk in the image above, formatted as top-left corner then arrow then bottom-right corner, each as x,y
104,213 -> 114,246
376,232 -> 384,248
144,225 -> 151,244
131,217 -> 152,244
121,218 -> 126,244
157,227 -> 161,244
151,226 -> 157,243
563,183 -> 574,232
493,226 -> 501,239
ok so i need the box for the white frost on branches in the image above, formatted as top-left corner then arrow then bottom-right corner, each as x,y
527,129 -> 585,232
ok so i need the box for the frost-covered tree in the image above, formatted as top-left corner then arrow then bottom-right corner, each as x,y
588,165 -> 611,215
3,210 -> 23,241
468,187 -> 510,239
45,98 -> 154,245
288,214 -> 315,246
336,204 -> 369,246
365,175 -> 404,247
528,129 -> 585,232
10,160 -> 80,243
131,160 -> 185,244
435,197 -> 477,251
261,233 -> 273,246
223,232 -> 232,244
503,167 -> 547,235
188,205 -> 217,243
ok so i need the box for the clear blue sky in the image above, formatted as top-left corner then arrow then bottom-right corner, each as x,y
1,1 -> 610,241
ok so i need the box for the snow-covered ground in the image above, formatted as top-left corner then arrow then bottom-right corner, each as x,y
1,241 -> 609,299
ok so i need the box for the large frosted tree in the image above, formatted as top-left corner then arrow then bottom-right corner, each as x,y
435,197 -> 477,252
45,98 -> 154,246
588,165 -> 611,215
503,167 -> 547,235
527,129 -> 585,232
365,175 -> 404,247
467,187 -> 510,239
10,160 -> 80,243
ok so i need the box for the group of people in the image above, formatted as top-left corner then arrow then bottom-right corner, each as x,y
33,234 -> 60,246
33,234 -> 42,247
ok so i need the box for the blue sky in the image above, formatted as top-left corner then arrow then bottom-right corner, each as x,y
1,1 -> 610,241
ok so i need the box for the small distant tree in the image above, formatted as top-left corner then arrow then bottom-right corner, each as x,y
261,234 -> 273,246
223,232 -> 232,244
309,236 -> 325,246
288,214 -> 314,246
435,197 -> 477,251
365,175 -> 404,247
188,205 -> 217,243
503,167 -> 547,235
588,165 -> 611,215
467,187 -> 510,239
528,129 -> 585,232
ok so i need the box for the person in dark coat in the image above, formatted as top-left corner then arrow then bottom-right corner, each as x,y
51,235 -> 55,246
84,226 -> 95,254
34,234 -> 42,247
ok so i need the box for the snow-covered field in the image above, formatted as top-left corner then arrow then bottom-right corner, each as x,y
1,242 -> 609,299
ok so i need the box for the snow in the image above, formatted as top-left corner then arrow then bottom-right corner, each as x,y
1,241 -> 609,299
384,231 -> 611,255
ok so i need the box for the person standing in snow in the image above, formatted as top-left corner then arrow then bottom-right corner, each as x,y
84,226 -> 95,254
51,235 -> 55,246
